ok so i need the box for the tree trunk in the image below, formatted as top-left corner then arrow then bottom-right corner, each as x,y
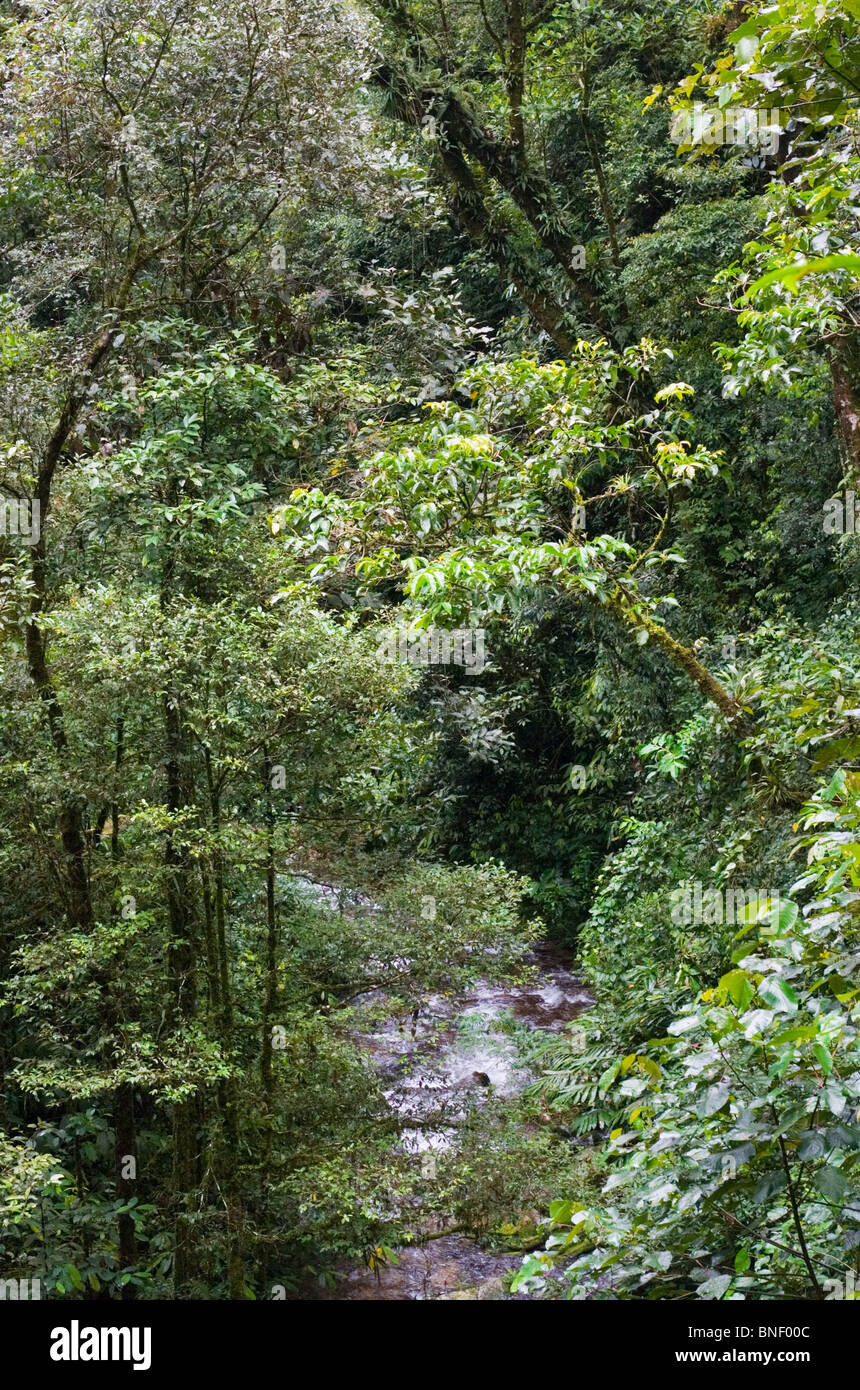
23,252 -> 146,929
114,1083 -> 138,1298
163,686 -> 200,1295
202,747 -> 245,1300
831,348 -> 860,485
109,723 -> 138,1298
374,59 -> 616,341
440,143 -> 576,354
260,752 -> 279,1108
608,590 -> 743,723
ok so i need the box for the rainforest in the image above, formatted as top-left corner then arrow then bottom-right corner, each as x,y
2,0 -> 860,1313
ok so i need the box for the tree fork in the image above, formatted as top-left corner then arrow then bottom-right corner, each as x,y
440,144 -> 576,354
373,59 -> 616,341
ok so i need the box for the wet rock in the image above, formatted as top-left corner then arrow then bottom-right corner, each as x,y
302,938 -> 593,1300
429,1259 -> 469,1290
476,1277 -> 507,1301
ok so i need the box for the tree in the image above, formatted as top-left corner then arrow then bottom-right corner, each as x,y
662,0 -> 860,477
0,0 -> 374,927
371,0 -> 705,351
274,343 -> 742,719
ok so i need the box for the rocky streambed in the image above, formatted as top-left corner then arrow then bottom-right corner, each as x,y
318,942 -> 592,1300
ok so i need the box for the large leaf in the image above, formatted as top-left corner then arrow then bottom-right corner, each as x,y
698,1082 -> 731,1119
748,254 -> 860,296
816,1166 -> 847,1201
758,977 -> 799,1014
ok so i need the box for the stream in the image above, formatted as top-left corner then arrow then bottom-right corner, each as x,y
310,934 -> 592,1300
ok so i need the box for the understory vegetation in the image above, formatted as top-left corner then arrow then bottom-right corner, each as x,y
2,0 -> 860,1301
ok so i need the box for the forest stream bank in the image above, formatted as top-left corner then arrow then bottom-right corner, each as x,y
309,941 -> 592,1300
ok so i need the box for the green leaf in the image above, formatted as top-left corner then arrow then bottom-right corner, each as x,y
752,1170 -> 787,1203
797,1131 -> 825,1160
761,899 -> 798,937
720,969 -> 754,1010
758,977 -> 799,1014
598,1061 -> 621,1094
698,1273 -> 733,1299
816,1166 -> 847,1201
748,254 -> 860,296
698,1082 -> 730,1119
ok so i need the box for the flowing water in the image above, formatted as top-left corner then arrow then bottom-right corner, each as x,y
311,938 -> 592,1300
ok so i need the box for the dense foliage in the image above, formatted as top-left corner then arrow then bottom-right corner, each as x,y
1,0 -> 859,1301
